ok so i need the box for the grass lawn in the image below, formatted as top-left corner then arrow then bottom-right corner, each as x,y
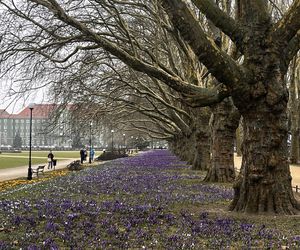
2,150 -> 81,158
0,157 -> 47,169
0,151 -> 102,169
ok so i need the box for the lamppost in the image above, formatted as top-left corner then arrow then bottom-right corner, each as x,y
89,122 -> 93,164
122,133 -> 126,153
27,103 -> 34,180
111,129 -> 114,153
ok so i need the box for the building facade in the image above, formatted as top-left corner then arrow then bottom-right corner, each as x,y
0,104 -> 104,149
0,104 -> 71,149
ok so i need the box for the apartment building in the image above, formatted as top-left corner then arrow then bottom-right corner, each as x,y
0,104 -> 71,148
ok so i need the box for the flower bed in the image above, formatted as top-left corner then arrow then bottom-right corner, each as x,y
0,150 -> 299,249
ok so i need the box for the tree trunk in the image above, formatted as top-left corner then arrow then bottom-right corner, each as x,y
184,136 -> 196,165
290,129 -> 299,163
191,108 -> 211,170
235,119 -> 243,157
230,102 -> 299,214
170,135 -> 195,164
204,98 -> 240,182
192,130 -> 210,170
289,57 -> 299,164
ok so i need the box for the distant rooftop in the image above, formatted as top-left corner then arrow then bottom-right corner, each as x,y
0,104 -> 56,119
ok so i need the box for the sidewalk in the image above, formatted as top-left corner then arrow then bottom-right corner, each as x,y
0,159 -> 76,181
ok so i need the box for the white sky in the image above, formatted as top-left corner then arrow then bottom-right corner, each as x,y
0,79 -> 48,114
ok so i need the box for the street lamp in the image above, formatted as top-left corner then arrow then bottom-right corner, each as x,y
27,103 -> 34,180
122,133 -> 126,150
111,129 -> 114,153
123,133 -> 126,153
89,122 -> 93,164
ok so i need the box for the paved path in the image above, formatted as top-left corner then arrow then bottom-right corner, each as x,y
0,158 -> 77,181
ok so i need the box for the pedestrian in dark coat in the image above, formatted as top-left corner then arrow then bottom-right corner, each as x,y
80,148 -> 85,164
47,150 -> 54,169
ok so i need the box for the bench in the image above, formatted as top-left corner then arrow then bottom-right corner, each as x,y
32,165 -> 45,177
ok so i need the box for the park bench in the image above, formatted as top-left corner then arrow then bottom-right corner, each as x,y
32,165 -> 45,177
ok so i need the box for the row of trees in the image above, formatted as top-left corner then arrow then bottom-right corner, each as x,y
0,0 -> 299,214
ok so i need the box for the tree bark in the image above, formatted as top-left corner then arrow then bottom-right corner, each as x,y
191,108 -> 211,170
192,130 -> 210,171
290,128 -> 299,163
204,98 -> 240,182
170,135 -> 195,164
235,118 -> 243,157
230,100 -> 299,214
289,57 -> 299,164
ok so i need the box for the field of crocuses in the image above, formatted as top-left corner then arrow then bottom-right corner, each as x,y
0,150 -> 300,249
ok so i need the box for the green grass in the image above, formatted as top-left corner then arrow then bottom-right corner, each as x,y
0,157 -> 47,169
2,151 -> 82,158
0,150 -> 102,169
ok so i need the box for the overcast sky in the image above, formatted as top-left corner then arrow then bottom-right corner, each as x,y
0,79 -> 47,113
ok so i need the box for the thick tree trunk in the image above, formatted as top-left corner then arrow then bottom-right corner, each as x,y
230,103 -> 299,214
235,119 -> 243,157
204,98 -> 240,182
184,136 -> 195,165
191,108 -> 211,170
170,135 -> 195,164
192,130 -> 210,170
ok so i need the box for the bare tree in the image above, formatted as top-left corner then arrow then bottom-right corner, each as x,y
0,0 -> 299,214
155,0 -> 300,214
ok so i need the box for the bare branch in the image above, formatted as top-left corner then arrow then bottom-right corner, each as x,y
272,0 -> 300,44
284,30 -> 300,65
161,0 -> 245,91
191,0 -> 244,48
268,0 -> 284,16
25,0 -> 232,106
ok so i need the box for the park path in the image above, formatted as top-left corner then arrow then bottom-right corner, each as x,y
0,158 -> 77,181
234,154 -> 300,187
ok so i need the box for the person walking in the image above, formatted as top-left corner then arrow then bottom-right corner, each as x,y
84,148 -> 87,161
47,150 -> 54,169
80,148 -> 85,164
90,148 -> 95,162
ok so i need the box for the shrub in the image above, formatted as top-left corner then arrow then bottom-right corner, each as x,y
95,151 -> 128,161
66,160 -> 83,171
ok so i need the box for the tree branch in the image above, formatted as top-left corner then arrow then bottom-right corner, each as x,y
161,0 -> 245,92
272,0 -> 300,44
28,0 -> 231,106
284,30 -> 300,66
191,0 -> 244,49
